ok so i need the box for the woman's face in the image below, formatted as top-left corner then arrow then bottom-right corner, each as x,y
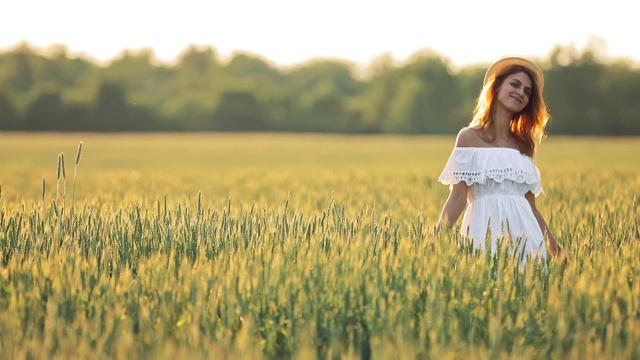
495,71 -> 533,114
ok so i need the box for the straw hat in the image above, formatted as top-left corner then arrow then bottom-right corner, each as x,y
483,57 -> 544,93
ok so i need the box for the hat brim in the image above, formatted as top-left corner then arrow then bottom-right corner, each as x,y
483,57 -> 544,92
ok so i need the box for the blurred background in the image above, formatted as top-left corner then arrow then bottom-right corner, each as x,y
1,0 -> 638,135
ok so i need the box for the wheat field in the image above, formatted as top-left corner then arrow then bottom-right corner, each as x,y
0,133 -> 638,359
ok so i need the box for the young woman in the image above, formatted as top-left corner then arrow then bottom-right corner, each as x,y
436,57 -> 567,264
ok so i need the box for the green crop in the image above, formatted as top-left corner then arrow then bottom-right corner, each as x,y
0,133 -> 638,359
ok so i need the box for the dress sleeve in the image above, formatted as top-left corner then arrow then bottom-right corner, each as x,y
528,166 -> 545,197
437,148 -> 483,187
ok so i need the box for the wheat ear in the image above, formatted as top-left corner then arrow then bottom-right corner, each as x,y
72,141 -> 83,210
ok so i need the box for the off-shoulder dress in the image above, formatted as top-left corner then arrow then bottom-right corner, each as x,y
438,147 -> 547,260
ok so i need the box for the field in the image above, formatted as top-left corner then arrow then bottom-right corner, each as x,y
0,133 -> 639,359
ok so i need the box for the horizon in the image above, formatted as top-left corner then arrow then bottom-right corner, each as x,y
0,36 -> 632,73
3,0 -> 639,71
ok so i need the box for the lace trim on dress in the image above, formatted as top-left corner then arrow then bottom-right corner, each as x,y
438,168 -> 540,186
437,147 -> 544,196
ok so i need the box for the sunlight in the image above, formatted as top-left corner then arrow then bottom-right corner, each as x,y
2,0 -> 638,68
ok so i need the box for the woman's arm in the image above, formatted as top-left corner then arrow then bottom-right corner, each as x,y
436,129 -> 478,232
436,182 -> 468,232
525,191 -> 565,258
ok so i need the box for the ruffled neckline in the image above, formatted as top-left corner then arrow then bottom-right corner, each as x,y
438,146 -> 543,195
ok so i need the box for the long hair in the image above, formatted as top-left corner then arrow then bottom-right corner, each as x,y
469,65 -> 550,157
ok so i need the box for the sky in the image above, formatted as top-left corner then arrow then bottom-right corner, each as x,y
2,0 -> 638,70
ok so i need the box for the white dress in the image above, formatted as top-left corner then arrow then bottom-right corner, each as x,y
438,147 -> 547,262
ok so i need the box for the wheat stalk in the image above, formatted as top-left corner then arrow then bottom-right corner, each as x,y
60,152 -> 66,211
56,154 -> 61,205
197,190 -> 202,220
41,178 -> 45,212
72,141 -> 83,210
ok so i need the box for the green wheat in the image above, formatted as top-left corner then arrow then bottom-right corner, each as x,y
0,134 -> 637,359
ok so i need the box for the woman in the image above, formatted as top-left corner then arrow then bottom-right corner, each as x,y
436,57 -> 566,264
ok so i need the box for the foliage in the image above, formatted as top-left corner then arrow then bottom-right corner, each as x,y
0,133 -> 639,359
1,43 -> 639,134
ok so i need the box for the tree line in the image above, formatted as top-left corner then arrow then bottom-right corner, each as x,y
1,42 -> 639,135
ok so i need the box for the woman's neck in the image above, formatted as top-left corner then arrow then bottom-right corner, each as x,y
492,108 -> 513,139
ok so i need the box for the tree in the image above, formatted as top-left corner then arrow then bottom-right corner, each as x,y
545,48 -> 608,135
383,75 -> 424,133
178,45 -> 219,77
212,91 -> 268,131
93,82 -> 131,131
402,51 -> 460,133
226,53 -> 281,82
0,92 -> 18,130
23,92 -> 64,130
454,65 -> 486,126
60,103 -> 91,131
283,60 -> 363,131
1,41 -> 640,135
599,64 -> 640,134
8,44 -> 34,92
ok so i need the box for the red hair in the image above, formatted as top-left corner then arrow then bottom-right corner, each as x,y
469,65 -> 550,157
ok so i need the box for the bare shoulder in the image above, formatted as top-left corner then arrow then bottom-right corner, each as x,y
455,127 -> 483,147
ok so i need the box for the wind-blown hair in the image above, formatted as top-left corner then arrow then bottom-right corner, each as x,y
469,65 -> 550,157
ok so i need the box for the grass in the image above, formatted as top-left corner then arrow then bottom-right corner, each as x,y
0,132 -> 638,359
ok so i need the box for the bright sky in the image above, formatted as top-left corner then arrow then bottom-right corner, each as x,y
2,0 -> 637,70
